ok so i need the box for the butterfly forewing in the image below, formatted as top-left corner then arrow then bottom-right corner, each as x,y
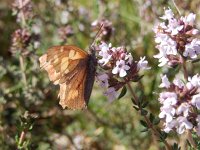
39,45 -> 94,109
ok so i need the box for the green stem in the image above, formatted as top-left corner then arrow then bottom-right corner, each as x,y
19,0 -> 27,27
19,55 -> 27,87
127,82 -> 171,150
18,130 -> 26,147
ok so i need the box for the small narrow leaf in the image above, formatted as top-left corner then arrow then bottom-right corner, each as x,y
172,143 -> 181,150
133,106 -> 139,111
131,98 -> 137,105
149,113 -> 155,123
141,128 -> 149,132
118,86 -> 127,100
153,118 -> 160,125
142,101 -> 149,108
160,131 -> 167,140
141,109 -> 148,116
132,75 -> 144,82
140,120 -> 148,127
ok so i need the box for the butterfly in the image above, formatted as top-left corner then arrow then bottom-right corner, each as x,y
39,45 -> 96,109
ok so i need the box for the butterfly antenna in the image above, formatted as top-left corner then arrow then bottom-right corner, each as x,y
90,23 -> 104,49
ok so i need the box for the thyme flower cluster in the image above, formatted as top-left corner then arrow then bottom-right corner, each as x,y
154,8 -> 200,67
159,74 -> 200,135
96,42 -> 150,101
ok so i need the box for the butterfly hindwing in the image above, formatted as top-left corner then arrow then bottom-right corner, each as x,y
59,59 -> 88,109
39,45 -> 94,109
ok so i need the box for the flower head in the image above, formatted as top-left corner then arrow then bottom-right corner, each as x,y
112,60 -> 130,77
158,74 -> 200,135
96,42 -> 150,101
154,8 -> 200,67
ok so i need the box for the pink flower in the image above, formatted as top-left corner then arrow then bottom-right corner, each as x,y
98,43 -> 112,65
125,53 -> 133,64
159,105 -> 176,122
159,75 -> 170,88
183,39 -> 200,59
97,73 -> 109,88
137,57 -> 150,70
104,87 -> 117,102
191,94 -> 200,109
176,117 -> 193,134
160,8 -> 174,20
159,92 -> 177,104
182,13 -> 196,26
154,34 -> 177,66
176,103 -> 190,117
163,120 -> 177,133
187,74 -> 200,88
112,60 -> 130,77
173,77 -> 184,88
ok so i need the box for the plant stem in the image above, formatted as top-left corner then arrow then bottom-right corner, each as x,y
127,82 -> 171,150
19,0 -> 26,27
19,55 -> 27,87
187,131 -> 197,149
18,130 -> 26,147
171,0 -> 181,15
127,82 -> 138,104
181,57 -> 197,149
181,56 -> 188,81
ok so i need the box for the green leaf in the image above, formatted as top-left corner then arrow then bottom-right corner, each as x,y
159,131 -> 167,141
141,101 -> 149,108
153,118 -> 160,125
141,109 -> 148,116
140,120 -> 148,128
118,86 -> 127,100
149,113 -> 155,123
133,106 -> 139,111
132,75 -> 144,82
141,128 -> 149,132
131,98 -> 137,105
172,143 -> 181,150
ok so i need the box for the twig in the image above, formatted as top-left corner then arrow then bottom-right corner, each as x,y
181,56 -> 188,80
127,82 -> 138,104
171,0 -> 181,15
127,82 -> 172,150
18,130 -> 26,147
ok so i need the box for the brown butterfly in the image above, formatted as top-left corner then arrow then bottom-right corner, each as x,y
39,45 -> 96,109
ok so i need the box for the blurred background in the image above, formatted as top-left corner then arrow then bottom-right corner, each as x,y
0,0 -> 200,149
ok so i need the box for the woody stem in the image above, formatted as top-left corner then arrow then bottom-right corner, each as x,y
181,56 -> 188,80
127,82 -> 171,150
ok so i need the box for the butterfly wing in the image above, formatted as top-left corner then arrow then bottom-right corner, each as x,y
39,45 -> 92,109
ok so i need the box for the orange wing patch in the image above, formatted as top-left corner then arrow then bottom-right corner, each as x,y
39,45 -> 89,109
58,59 -> 88,109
